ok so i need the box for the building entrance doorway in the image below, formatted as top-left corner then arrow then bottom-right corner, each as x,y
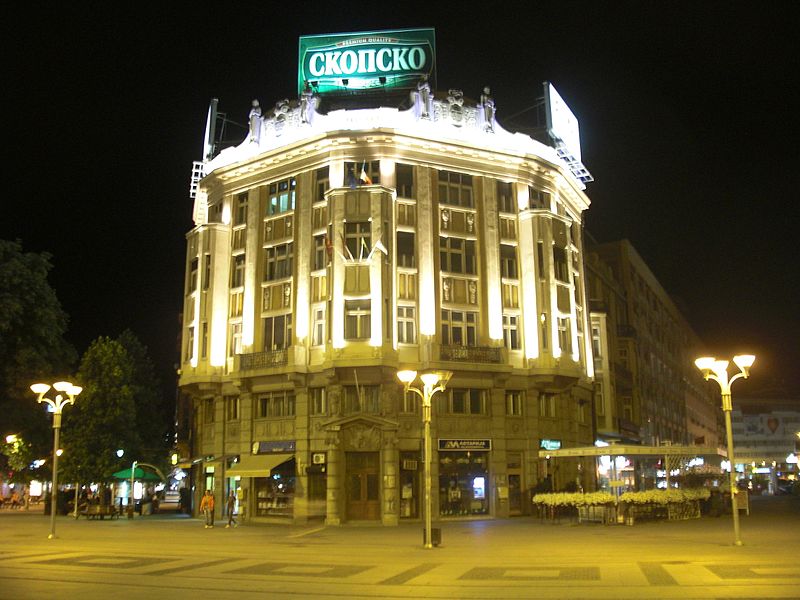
508,453 -> 523,515
346,452 -> 380,521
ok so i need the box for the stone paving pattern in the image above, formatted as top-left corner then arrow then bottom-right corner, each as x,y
0,495 -> 797,599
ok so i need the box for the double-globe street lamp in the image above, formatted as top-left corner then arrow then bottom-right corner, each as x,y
397,369 -> 452,549
31,381 -> 82,539
695,354 -> 755,546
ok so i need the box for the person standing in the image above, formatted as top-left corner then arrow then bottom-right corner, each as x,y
225,490 -> 237,528
199,489 -> 215,528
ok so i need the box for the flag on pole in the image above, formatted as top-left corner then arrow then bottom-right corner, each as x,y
359,161 -> 372,185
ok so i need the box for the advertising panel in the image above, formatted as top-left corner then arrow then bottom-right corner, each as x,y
298,28 -> 436,95
544,82 -> 583,161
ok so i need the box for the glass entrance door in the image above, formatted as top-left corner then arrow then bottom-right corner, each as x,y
346,452 -> 380,521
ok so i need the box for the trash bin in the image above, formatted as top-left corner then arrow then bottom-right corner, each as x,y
423,527 -> 442,547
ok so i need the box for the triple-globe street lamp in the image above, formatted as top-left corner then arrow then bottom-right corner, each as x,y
695,354 -> 754,546
31,381 -> 82,539
397,369 -> 452,549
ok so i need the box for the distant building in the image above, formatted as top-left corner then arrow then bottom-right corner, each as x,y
586,240 -> 719,450
178,29 -> 597,524
732,392 -> 800,493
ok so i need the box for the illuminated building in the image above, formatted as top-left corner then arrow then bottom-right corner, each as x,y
178,29 -> 596,524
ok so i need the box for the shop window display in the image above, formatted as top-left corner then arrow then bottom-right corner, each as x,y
253,460 -> 295,517
438,451 -> 489,515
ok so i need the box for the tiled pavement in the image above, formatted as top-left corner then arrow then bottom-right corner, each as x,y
1,495 -> 798,599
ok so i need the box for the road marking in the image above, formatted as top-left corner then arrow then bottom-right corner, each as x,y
638,562 -> 678,586
288,526 -> 326,538
378,563 -> 440,585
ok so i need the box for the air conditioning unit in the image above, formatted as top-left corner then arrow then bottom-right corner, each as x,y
312,453 -> 326,465
402,459 -> 418,470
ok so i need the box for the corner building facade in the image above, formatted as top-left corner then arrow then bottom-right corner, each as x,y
179,82 -> 595,525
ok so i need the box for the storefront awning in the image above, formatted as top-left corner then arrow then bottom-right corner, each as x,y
538,445 -> 723,459
227,454 -> 293,478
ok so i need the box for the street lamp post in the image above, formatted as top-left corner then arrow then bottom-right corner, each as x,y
31,381 -> 82,539
397,369 -> 452,549
695,354 -> 755,546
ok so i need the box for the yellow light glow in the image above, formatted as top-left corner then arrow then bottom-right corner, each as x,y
53,381 -> 72,392
420,372 -> 441,387
733,354 -> 755,369
30,383 -> 51,395
210,303 -> 228,367
397,370 -> 417,384
329,160 -> 344,189
221,202 -> 231,225
695,356 -> 715,371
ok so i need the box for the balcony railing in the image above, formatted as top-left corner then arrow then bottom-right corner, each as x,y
440,345 -> 502,363
239,349 -> 288,370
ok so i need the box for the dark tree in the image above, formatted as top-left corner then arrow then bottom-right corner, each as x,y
0,240 -> 75,458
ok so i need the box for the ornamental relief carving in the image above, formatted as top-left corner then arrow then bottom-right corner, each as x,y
342,424 -> 381,451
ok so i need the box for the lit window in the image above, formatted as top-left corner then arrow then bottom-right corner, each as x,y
267,178 -> 296,216
397,305 -> 417,344
262,314 -> 292,350
438,170 -> 473,207
441,309 -> 477,346
503,315 -> 520,350
345,300 -> 371,340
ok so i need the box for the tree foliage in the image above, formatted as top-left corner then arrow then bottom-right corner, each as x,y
60,332 -> 170,484
0,240 -> 75,457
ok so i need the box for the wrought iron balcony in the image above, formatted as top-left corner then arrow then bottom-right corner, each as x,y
239,349 -> 288,370
440,345 -> 502,363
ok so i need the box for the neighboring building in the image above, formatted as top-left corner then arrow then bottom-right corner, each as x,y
178,30 -> 597,525
586,240 -> 718,449
731,392 -> 800,493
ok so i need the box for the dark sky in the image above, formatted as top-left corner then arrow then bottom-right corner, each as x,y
5,4 -> 799,394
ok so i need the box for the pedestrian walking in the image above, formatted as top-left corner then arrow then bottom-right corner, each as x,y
199,489 -> 215,528
226,490 -> 237,528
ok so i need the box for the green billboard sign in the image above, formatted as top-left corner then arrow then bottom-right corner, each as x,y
298,28 -> 436,95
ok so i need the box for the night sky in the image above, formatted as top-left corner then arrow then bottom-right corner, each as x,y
6,4 -> 799,395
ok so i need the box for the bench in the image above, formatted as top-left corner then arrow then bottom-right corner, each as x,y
80,505 -> 120,520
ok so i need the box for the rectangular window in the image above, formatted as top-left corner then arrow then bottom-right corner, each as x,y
439,237 -> 476,274
263,314 -> 292,350
225,395 -> 239,421
558,317 -> 571,354
203,398 -> 215,423
447,389 -> 487,415
311,306 -> 325,347
229,322 -> 242,357
397,305 -> 417,344
398,272 -> 417,300
594,383 -> 605,417
529,186 -> 550,210
344,385 -> 379,414
397,231 -> 415,268
497,181 -> 515,213
185,327 -> 194,361
345,160 -> 381,186
506,391 -> 523,416
310,388 -> 326,416
229,291 -> 243,317
267,178 -> 296,216
345,299 -> 371,339
500,244 -> 518,279
188,257 -> 198,293
438,170 -> 473,207
345,222 -> 371,260
397,202 -> 416,227
553,247 -> 569,282
234,193 -> 248,225
231,254 -> 245,288
264,243 -> 294,281
400,390 -> 418,414
503,314 -> 520,350
313,235 -> 327,271
441,309 -> 477,346
256,391 -> 296,418
201,322 -> 208,358
539,393 -> 556,418
202,254 -> 211,290
315,167 -> 329,202
396,163 -> 414,198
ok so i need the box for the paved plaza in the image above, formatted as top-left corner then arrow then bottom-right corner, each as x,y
0,495 -> 798,599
